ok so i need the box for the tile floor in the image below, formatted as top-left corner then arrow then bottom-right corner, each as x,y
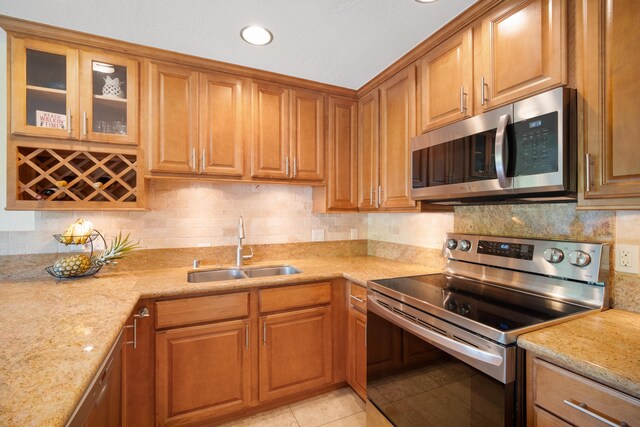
218,388 -> 366,427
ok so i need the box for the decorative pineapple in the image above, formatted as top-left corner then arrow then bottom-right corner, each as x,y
52,232 -> 138,278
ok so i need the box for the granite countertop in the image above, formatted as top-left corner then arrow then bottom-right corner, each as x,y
518,309 -> 640,399
0,255 -> 437,427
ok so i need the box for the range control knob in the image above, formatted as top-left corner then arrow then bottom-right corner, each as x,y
569,250 -> 591,267
459,240 -> 472,252
446,239 -> 458,250
460,304 -> 472,317
543,248 -> 564,264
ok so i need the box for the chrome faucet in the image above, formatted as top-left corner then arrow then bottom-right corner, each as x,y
236,216 -> 253,267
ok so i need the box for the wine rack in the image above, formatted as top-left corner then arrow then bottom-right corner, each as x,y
10,145 -> 144,210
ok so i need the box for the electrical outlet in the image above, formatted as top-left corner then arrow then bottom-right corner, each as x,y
350,228 -> 358,240
616,244 -> 639,274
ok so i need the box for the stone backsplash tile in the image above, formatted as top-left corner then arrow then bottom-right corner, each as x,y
367,240 -> 445,271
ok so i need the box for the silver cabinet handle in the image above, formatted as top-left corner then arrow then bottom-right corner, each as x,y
370,186 -> 374,206
262,321 -> 267,345
495,114 -> 511,189
377,185 -> 382,208
481,76 -> 487,106
67,109 -> 72,134
82,111 -> 87,136
350,295 -> 365,304
585,153 -> 593,192
293,157 -> 297,178
364,321 -> 367,348
285,157 -> 290,177
201,149 -> 206,173
563,400 -> 628,427
460,86 -> 466,113
245,324 -> 249,349
191,148 -> 197,172
125,307 -> 150,350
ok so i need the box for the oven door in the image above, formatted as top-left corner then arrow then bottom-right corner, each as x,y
411,104 -> 514,202
367,292 -> 517,426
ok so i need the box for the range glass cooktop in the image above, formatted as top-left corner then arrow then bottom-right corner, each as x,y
371,273 -> 591,333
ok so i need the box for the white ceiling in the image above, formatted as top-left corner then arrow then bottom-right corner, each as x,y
0,0 -> 477,89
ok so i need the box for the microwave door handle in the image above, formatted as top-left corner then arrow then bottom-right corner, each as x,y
495,114 -> 511,189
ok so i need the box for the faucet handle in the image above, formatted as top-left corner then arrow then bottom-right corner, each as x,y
193,259 -> 201,269
243,246 -> 254,261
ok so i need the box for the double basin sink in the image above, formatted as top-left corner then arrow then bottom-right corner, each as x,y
188,265 -> 301,283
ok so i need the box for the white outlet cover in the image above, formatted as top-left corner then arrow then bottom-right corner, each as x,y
616,244 -> 640,274
312,229 -> 325,242
350,228 -> 358,240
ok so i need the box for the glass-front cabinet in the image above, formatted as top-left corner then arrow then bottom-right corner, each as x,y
10,37 -> 138,145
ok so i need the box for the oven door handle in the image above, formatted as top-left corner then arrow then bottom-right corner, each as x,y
495,114 -> 511,189
368,295 -> 503,367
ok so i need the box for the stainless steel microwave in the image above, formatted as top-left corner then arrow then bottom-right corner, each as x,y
410,87 -> 576,204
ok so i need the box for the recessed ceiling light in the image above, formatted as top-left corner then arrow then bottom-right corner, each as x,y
415,0 -> 439,3
92,62 -> 115,74
240,26 -> 273,46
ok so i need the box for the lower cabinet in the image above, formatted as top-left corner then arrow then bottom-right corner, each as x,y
156,319 -> 251,426
527,353 -> 640,426
347,307 -> 367,400
259,306 -> 333,401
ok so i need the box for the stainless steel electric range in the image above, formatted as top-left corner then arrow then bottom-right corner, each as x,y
366,233 -> 609,427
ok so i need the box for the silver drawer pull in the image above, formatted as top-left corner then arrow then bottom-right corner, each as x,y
563,400 -> 629,427
125,307 -> 150,350
350,295 -> 365,304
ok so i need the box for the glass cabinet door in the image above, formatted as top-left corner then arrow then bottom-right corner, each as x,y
79,52 -> 138,145
10,37 -> 79,139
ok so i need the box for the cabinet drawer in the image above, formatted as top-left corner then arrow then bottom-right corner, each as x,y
532,357 -> 640,427
349,283 -> 367,313
156,292 -> 249,329
259,282 -> 331,313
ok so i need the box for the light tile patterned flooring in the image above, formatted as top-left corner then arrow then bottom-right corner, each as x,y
218,388 -> 366,427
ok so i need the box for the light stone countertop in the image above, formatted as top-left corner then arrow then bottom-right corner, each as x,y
518,309 -> 640,399
0,255 -> 438,427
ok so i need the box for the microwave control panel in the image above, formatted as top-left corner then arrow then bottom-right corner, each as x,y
513,111 -> 559,176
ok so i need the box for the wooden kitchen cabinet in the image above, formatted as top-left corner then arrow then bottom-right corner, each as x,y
146,60 -> 199,174
480,0 -> 566,111
347,283 -> 367,400
11,36 -> 139,145
378,66 -> 417,210
419,28 -> 473,132
358,67 -> 417,211
578,0 -> 640,208
250,81 -> 325,182
357,90 -> 379,210
156,319 -> 252,426
527,353 -> 640,427
313,96 -> 358,212
259,305 -> 333,402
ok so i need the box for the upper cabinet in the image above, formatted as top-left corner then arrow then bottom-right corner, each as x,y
11,36 -> 139,145
358,67 -> 418,211
578,0 -> 640,208
419,28 -> 473,132
250,82 -> 325,182
480,0 -> 566,110
146,60 -> 244,177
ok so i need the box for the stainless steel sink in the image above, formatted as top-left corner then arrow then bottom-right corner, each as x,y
187,268 -> 247,283
243,265 -> 301,278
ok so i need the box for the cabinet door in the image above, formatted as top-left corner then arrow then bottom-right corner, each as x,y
327,96 -> 358,210
579,0 -> 640,207
291,89 -> 325,181
147,61 -> 199,174
122,303 -> 155,427
79,51 -> 138,145
379,66 -> 417,209
259,306 -> 332,402
82,343 -> 123,427
357,90 -> 379,210
10,37 -> 79,139
481,0 -> 566,110
250,82 -> 290,179
156,320 -> 251,426
420,28 -> 473,132
347,308 -> 367,400
199,72 -> 244,176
